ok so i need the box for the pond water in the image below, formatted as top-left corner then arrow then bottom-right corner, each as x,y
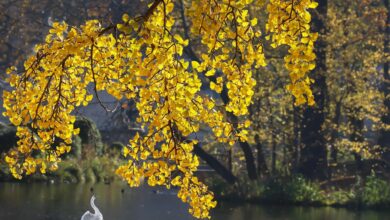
0,182 -> 389,220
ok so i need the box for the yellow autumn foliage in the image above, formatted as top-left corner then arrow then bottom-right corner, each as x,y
2,0 -> 317,218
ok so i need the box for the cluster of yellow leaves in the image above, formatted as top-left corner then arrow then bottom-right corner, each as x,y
266,0 -> 318,105
2,21 -> 99,178
188,0 -> 266,115
335,139 -> 381,159
3,0 -> 318,218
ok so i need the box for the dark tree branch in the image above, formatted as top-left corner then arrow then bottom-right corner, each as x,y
193,143 -> 237,184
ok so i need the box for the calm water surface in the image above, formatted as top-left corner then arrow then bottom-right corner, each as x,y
0,182 -> 389,220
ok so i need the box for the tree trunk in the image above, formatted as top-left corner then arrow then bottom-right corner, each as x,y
292,106 -> 301,172
330,100 -> 342,164
193,143 -> 237,184
350,117 -> 365,178
255,134 -> 269,178
328,100 -> 342,179
379,0 -> 390,148
227,148 -> 233,172
271,115 -> 277,174
298,0 -> 329,180
222,92 -> 258,180
237,140 -> 258,179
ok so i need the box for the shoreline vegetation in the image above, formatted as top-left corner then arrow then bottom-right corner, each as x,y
1,117 -> 389,213
1,151 -> 390,212
0,154 -> 123,184
207,174 -> 390,211
1,118 -> 390,212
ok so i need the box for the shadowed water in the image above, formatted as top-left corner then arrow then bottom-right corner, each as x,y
0,182 -> 389,220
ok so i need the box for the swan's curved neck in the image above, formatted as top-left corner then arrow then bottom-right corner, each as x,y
90,196 -> 102,216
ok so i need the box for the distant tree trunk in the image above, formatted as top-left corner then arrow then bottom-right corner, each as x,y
298,0 -> 329,180
379,0 -> 390,149
330,100 -> 342,163
237,140 -> 258,180
282,132 -> 288,174
271,115 -> 277,174
328,100 -> 342,179
227,148 -> 233,172
255,134 -> 269,178
350,116 -> 365,178
292,106 -> 301,171
222,93 -> 258,180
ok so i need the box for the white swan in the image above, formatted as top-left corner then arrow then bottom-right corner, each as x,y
81,195 -> 103,220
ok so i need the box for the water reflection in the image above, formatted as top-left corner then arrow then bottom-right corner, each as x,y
0,182 -> 191,220
0,182 -> 389,220
213,203 -> 390,220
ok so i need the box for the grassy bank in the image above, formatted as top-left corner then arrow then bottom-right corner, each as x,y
207,174 -> 390,209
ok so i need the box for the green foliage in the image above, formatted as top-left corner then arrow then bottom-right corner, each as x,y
105,142 -> 125,158
0,145 -> 124,183
359,173 -> 390,207
56,160 -> 83,183
209,172 -> 390,209
286,175 -> 324,203
53,153 -> 122,184
323,188 -> 355,205
208,175 -> 324,204
262,175 -> 323,203
70,135 -> 82,159
206,176 -> 234,197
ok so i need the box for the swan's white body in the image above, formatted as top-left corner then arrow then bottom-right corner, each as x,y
81,195 -> 103,220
